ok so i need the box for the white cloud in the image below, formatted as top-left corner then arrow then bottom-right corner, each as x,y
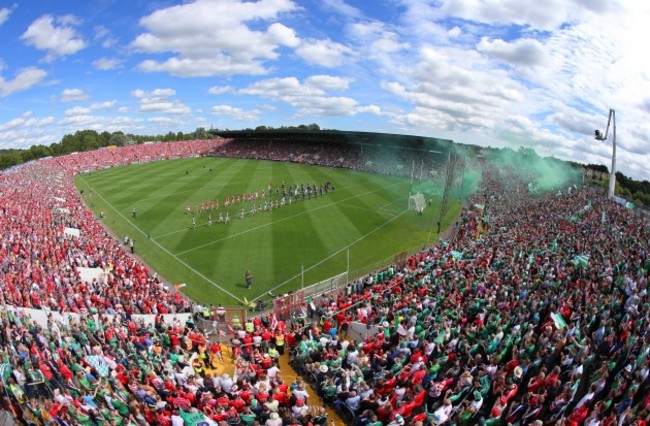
357,105 -> 382,115
345,21 -> 410,74
321,0 -> 363,19
0,5 -> 16,26
240,76 -> 374,116
447,27 -> 462,38
131,88 -> 190,115
267,22 -> 300,47
0,112 -> 57,150
295,39 -> 351,67
21,14 -> 86,62
383,46 -> 526,131
131,0 -> 298,77
90,100 -> 116,110
305,75 -> 351,91
211,105 -> 261,122
208,85 -> 235,95
477,37 -> 546,66
64,106 -> 91,116
148,116 -> 174,124
0,67 -> 47,97
438,0 -> 605,30
0,111 -> 55,132
94,25 -> 118,48
61,88 -> 89,103
118,106 -> 129,113
92,57 -> 123,70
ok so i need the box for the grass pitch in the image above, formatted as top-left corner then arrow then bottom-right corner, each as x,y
75,157 -> 460,307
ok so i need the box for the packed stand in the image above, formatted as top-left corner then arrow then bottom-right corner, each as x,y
214,140 -> 444,179
285,165 -> 650,425
0,139 -> 333,425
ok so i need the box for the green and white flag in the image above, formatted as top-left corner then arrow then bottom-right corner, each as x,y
450,250 -> 463,261
551,312 -> 568,329
0,363 -> 13,384
180,409 -> 217,426
572,254 -> 590,268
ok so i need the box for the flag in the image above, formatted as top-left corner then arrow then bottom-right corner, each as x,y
601,211 -> 606,224
550,239 -> 557,253
450,250 -> 463,261
180,409 -> 217,426
270,313 -> 278,331
0,363 -> 13,384
572,254 -> 589,268
551,312 -> 568,329
84,355 -> 110,377
227,325 -> 235,335
219,330 -> 227,337
626,202 -> 634,210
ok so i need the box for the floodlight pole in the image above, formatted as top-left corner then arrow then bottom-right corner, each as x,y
595,109 -> 616,199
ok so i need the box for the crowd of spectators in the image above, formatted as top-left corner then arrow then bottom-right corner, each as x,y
214,140 -> 443,180
1,139 -> 648,426
285,166 -> 650,425
0,140 -> 334,426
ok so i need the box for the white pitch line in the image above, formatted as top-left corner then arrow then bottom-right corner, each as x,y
251,208 -> 408,302
172,181 -> 403,256
78,176 -> 246,305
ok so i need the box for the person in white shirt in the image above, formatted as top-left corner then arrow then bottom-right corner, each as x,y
267,364 -> 280,379
431,399 -> 453,425
219,373 -> 234,393
291,382 -> 310,401
171,409 -> 184,426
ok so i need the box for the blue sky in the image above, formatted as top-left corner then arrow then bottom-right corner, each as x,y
1,0 -> 649,180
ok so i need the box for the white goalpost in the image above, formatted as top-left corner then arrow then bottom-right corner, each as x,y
408,193 -> 426,212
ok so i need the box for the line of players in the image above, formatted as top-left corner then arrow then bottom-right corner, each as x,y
187,181 -> 335,229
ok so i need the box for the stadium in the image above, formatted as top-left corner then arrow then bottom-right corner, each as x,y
1,131 -> 648,426
2,1 -> 650,425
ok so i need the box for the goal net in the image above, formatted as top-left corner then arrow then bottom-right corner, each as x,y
408,193 -> 426,211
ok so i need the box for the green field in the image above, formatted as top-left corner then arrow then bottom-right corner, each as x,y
74,157 -> 461,307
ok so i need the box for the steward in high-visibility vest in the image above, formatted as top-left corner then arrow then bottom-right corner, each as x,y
275,332 -> 285,355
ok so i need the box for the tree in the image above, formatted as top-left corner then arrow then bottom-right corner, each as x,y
194,127 -> 209,139
109,132 -> 129,146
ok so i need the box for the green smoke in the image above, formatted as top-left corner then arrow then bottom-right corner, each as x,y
485,146 -> 580,191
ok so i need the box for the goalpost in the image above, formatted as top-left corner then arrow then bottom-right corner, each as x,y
408,193 -> 426,212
